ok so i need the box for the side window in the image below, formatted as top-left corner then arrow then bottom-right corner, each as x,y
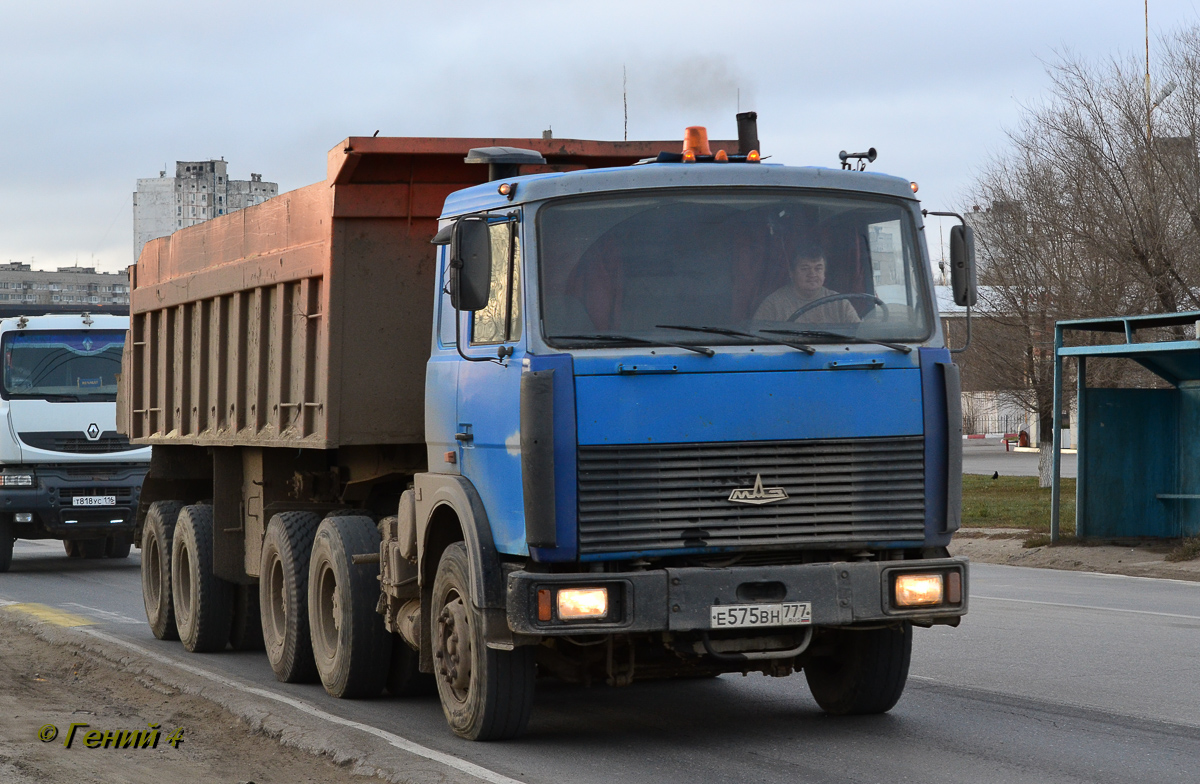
471,220 -> 522,345
437,246 -> 457,347
867,219 -> 912,307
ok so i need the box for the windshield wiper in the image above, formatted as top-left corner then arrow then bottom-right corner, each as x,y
656,324 -> 815,355
553,333 -> 715,357
38,394 -> 81,402
759,328 -> 912,354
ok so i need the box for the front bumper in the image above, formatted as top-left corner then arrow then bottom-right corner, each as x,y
2,464 -> 148,538
507,557 -> 969,635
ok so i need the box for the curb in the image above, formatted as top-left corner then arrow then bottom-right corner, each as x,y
0,609 -> 520,784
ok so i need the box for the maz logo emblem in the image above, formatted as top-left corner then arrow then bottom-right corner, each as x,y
728,474 -> 789,505
85,423 -> 101,441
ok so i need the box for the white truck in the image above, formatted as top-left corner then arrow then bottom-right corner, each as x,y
0,313 -> 151,571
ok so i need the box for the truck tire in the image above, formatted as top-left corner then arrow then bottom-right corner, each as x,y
260,511 -> 322,683
229,582 -> 265,652
431,542 -> 535,740
308,515 -> 392,698
804,624 -> 912,715
106,535 -> 133,559
171,504 -> 233,653
387,639 -> 437,697
142,501 -> 184,640
0,518 -> 13,573
65,539 -> 105,559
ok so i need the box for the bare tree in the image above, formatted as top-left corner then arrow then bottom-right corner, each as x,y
965,31 -> 1200,485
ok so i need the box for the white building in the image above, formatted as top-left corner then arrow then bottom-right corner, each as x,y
0,262 -> 130,307
132,160 -> 278,262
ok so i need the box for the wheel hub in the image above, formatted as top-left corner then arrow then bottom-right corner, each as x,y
436,596 -> 472,696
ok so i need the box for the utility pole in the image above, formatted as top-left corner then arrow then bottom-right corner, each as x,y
1146,0 -> 1152,143
623,65 -> 628,142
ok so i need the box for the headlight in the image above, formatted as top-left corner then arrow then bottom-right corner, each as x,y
894,573 -> 944,607
556,587 -> 609,620
1,474 -> 33,487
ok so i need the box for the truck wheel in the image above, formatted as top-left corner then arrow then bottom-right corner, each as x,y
142,501 -> 184,640
260,511 -> 322,683
0,518 -> 13,573
804,624 -> 912,715
171,504 -> 233,653
65,539 -> 105,559
387,639 -> 437,697
308,516 -> 392,698
229,583 -> 265,651
431,542 -> 535,740
106,535 -> 133,559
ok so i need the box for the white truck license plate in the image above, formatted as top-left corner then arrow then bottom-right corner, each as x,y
73,496 -> 116,507
710,602 -> 812,629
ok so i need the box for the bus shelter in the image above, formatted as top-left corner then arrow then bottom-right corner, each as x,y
1051,311 -> 1200,542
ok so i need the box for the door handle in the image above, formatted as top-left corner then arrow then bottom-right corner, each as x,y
455,432 -> 473,442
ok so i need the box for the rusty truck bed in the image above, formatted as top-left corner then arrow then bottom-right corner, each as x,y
120,136 -> 695,450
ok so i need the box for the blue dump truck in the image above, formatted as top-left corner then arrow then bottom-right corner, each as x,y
122,115 -> 972,740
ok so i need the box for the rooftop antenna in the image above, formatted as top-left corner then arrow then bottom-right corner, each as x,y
623,65 -> 628,142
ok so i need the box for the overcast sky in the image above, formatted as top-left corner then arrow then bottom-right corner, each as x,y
3,0 -> 1199,273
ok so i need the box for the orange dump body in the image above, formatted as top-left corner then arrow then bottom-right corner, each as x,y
120,136 -> 702,450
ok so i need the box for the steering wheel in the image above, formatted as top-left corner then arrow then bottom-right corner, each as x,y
786,292 -> 889,322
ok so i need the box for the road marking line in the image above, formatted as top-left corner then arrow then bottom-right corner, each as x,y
2,603 -> 95,627
62,603 -> 142,624
973,594 -> 1200,621
78,628 -> 525,784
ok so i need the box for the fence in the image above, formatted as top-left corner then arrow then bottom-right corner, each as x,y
962,414 -> 1028,435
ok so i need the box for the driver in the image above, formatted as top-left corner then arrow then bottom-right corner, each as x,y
753,248 -> 860,324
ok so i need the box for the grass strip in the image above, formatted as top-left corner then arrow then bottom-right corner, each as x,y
961,475 -> 1076,536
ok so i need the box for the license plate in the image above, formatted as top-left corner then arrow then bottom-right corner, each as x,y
73,496 -> 116,507
710,602 -> 812,629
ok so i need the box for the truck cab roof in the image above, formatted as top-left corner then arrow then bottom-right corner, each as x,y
440,162 -> 920,219
0,312 -> 129,334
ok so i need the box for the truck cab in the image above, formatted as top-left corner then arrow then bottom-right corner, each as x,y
0,313 -> 151,569
412,131 -> 968,734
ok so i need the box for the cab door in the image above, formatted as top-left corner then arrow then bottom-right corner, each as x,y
455,213 -> 528,555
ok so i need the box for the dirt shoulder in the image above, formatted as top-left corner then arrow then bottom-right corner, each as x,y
950,528 -> 1200,582
0,610 -> 374,784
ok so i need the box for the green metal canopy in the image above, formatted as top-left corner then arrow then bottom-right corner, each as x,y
1052,311 -> 1200,541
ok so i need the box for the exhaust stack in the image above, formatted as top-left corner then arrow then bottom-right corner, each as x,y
736,111 -> 759,156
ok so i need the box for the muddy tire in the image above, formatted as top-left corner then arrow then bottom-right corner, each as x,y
172,504 -> 233,653
106,535 -> 133,559
65,539 -> 105,559
804,624 -> 912,715
260,511 -> 322,683
387,640 -> 436,697
0,518 -> 13,573
308,516 -> 392,698
432,542 -> 535,740
142,501 -> 183,640
229,582 -> 265,652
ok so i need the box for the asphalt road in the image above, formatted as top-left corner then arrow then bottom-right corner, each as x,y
2,539 -> 1197,784
963,443 -> 1078,479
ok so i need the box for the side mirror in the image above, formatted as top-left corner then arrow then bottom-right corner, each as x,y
949,224 -> 977,307
450,217 -> 493,312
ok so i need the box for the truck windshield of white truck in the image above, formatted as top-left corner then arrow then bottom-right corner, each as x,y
538,190 -> 933,348
1,330 -> 124,401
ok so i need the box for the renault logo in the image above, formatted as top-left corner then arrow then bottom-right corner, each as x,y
728,474 -> 788,505
85,423 -> 101,441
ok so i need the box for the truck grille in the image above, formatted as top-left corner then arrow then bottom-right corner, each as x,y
20,431 -> 141,454
577,436 -> 926,555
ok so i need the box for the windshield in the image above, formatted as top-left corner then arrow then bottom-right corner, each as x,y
2,330 -> 125,401
537,189 -> 932,347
